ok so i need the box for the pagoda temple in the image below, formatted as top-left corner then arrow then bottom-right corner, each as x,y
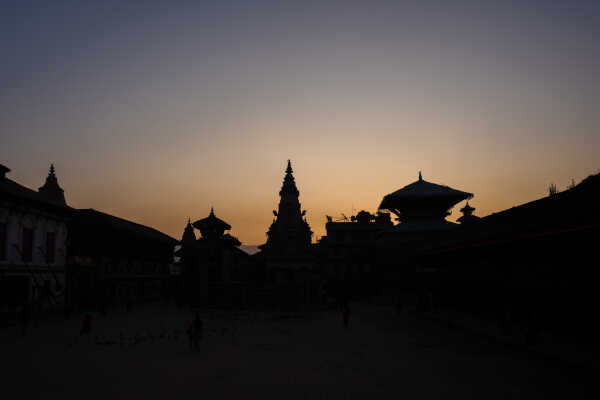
375,172 -> 474,298
378,171 -> 473,231
177,208 -> 250,306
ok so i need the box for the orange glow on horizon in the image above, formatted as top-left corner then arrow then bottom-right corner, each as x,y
9,160 -> 596,246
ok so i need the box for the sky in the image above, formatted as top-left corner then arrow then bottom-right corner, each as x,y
2,0 -> 599,244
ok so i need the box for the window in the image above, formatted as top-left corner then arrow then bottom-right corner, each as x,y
46,232 -> 56,264
22,228 -> 33,262
0,223 -> 6,260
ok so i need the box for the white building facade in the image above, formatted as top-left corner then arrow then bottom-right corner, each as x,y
0,164 -> 69,314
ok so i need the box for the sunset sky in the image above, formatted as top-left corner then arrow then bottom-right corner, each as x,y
2,0 -> 599,244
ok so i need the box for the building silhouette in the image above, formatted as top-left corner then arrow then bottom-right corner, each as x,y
177,209 -> 251,307
5,156 -> 599,354
67,209 -> 177,312
378,171 -> 473,229
420,172 -> 600,344
374,172 -> 473,306
254,160 -> 320,308
37,164 -> 66,206
1,163 -> 178,319
260,160 -> 313,259
318,211 -> 392,301
0,164 -> 70,319
258,160 -> 314,277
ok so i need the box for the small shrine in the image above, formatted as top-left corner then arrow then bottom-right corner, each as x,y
457,202 -> 481,225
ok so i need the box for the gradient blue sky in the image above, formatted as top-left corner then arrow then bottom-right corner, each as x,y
2,0 -> 599,243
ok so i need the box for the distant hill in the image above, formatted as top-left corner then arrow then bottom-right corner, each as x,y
240,245 -> 261,255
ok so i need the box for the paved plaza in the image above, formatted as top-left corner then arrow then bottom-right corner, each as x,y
2,304 -> 592,399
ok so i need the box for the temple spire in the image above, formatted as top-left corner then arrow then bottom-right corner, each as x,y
181,217 -> 196,244
279,159 -> 299,197
263,159 -> 313,255
38,163 -> 66,205
419,171 -> 423,181
193,207 -> 231,239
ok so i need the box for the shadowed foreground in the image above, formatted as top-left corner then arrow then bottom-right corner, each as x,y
2,304 -> 592,399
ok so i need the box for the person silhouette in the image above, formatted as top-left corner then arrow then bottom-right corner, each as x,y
395,297 -> 403,315
19,305 -> 29,336
193,313 -> 203,351
342,301 -> 350,329
80,312 -> 92,338
186,319 -> 194,351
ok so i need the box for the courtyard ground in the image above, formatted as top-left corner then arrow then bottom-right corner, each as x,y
1,303 -> 593,399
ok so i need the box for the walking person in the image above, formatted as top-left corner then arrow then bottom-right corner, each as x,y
186,318 -> 194,351
342,301 -> 350,329
395,297 -> 403,316
19,304 -> 29,336
192,312 -> 203,351
80,312 -> 92,336
77,312 -> 93,346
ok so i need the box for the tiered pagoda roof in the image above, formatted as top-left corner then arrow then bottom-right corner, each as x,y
379,172 -> 473,224
192,208 -> 231,239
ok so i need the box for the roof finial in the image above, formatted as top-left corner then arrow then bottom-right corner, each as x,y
49,163 -> 56,177
286,159 -> 293,174
418,171 -> 422,181
210,206 -> 214,216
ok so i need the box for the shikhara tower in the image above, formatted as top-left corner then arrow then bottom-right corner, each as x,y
38,164 -> 66,205
262,160 -> 312,257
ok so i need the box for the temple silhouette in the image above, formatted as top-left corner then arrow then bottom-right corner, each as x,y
255,160 -> 318,306
2,160 -> 599,353
260,160 -> 313,261
176,208 -> 251,307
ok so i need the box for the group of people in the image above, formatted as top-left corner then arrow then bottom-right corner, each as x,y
22,303 -> 351,351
